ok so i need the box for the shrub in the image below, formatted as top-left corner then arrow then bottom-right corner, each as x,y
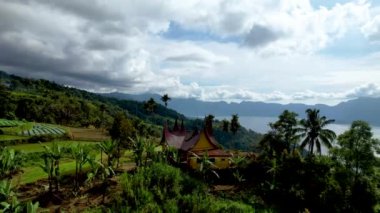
116,162 -> 254,212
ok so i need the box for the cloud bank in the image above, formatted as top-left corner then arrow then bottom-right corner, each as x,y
0,0 -> 380,104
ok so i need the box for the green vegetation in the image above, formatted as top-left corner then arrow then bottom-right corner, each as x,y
0,70 -> 261,150
0,135 -> 28,141
9,141 -> 97,153
0,119 -> 66,137
0,119 -> 24,127
1,71 -> 379,212
116,162 -> 254,212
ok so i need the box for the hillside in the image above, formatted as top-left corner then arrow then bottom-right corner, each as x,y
0,71 -> 261,151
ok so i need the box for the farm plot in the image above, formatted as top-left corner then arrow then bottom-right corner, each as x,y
0,119 -> 25,127
21,124 -> 66,136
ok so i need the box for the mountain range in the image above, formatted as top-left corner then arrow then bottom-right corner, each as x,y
103,92 -> 380,126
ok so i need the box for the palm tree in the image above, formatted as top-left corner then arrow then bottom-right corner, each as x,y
221,119 -> 229,132
230,114 -> 240,135
205,114 -> 214,134
299,109 -> 336,155
161,94 -> 171,108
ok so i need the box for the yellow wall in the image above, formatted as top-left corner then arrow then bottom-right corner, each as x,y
191,131 -> 215,151
188,156 -> 230,170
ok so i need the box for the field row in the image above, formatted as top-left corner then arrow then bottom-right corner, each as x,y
0,119 -> 25,127
20,124 -> 66,136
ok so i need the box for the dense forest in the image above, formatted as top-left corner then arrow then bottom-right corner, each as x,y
1,71 -> 380,212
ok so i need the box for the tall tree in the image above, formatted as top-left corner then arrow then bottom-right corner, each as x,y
222,119 -> 229,132
109,113 -> 136,167
205,114 -> 214,135
331,121 -> 380,212
0,84 -> 13,119
299,109 -> 336,155
109,112 -> 136,144
160,94 -> 171,108
230,114 -> 240,135
270,110 -> 300,151
99,104 -> 106,129
333,120 -> 380,179
144,98 -> 157,114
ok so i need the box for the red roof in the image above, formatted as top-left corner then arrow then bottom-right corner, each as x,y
162,124 -> 223,153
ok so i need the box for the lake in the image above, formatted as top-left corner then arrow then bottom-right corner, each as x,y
216,116 -> 380,139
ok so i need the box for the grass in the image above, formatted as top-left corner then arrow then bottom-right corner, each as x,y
68,127 -> 110,141
15,160 -> 92,184
9,140 -> 99,153
0,134 -> 29,141
13,148 -> 134,184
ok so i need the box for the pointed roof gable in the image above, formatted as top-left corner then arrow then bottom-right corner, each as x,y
180,119 -> 185,132
173,118 -> 179,132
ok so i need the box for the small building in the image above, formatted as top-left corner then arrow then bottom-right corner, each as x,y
161,119 -> 232,169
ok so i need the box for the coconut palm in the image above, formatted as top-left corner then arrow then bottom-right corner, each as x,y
230,114 -> 240,135
299,109 -> 336,155
222,119 -> 229,132
160,94 -> 171,108
205,114 -> 214,134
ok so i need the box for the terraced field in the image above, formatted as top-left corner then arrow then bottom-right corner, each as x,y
20,124 -> 66,136
0,119 -> 25,127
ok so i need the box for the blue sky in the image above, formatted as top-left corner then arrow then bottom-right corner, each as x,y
1,0 -> 380,104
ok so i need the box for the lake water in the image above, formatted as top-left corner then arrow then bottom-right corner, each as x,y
216,116 -> 380,139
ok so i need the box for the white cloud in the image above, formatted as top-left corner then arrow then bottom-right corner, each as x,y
362,14 -> 380,41
0,0 -> 379,106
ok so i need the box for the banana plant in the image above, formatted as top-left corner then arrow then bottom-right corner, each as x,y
190,151 -> 219,181
39,142 -> 62,192
130,136 -> 145,167
97,140 -> 117,169
0,180 -> 22,213
0,147 -> 23,179
229,154 -> 248,183
39,153 -> 53,193
25,201 -> 39,213
69,144 -> 91,193
144,139 -> 156,166
86,153 -> 115,203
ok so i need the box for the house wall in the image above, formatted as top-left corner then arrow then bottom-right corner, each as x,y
188,156 -> 230,169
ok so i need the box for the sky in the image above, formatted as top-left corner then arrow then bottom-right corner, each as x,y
1,0 -> 380,105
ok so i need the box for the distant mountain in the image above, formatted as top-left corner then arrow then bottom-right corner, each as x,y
103,92 -> 380,126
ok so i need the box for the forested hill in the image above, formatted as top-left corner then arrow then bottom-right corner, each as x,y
0,71 -> 262,151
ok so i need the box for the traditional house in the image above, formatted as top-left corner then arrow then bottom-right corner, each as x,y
161,119 -> 232,169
